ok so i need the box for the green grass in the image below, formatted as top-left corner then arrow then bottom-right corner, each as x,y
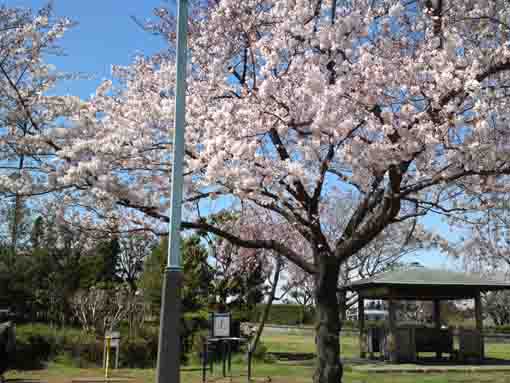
6,331 -> 510,383
7,361 -> 510,383
261,331 -> 358,357
262,331 -> 510,360
486,342 -> 510,360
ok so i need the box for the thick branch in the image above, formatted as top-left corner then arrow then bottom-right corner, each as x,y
181,220 -> 317,274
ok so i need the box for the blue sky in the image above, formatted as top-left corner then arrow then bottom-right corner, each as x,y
8,1 -> 462,269
7,0 -> 170,98
410,215 -> 463,270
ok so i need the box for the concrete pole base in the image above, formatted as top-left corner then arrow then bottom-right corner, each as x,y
156,268 -> 183,383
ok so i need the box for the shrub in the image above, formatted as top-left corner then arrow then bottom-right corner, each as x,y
11,320 -> 204,369
120,338 -> 157,368
67,339 -> 103,367
11,334 -> 51,369
485,324 -> 510,334
13,324 -> 101,369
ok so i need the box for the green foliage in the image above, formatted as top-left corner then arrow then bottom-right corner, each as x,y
181,236 -> 214,312
12,334 -> 52,369
3,196 -> 32,249
120,338 -> 159,368
196,211 -> 267,314
78,253 -> 108,289
0,247 -> 37,315
79,237 -> 121,289
96,237 -> 121,284
485,324 -> 510,334
12,323 -> 197,369
140,235 -> 213,314
31,247 -> 82,323
13,324 -> 97,369
138,239 -> 164,311
222,261 -> 266,313
30,216 -> 44,249
0,213 -> 124,324
190,330 -> 209,362
0,244 -> 80,322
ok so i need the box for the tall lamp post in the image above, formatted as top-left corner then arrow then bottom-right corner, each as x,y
156,1 -> 188,382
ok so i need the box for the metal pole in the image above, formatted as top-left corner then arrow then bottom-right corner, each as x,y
247,349 -> 252,382
202,341 -> 207,383
228,341 -> 232,375
359,297 -> 365,358
210,341 -> 214,374
105,337 -> 111,379
115,343 -> 119,369
221,340 -> 226,377
156,0 -> 189,382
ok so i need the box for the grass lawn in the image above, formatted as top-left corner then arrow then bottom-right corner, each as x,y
262,331 -> 510,360
7,360 -> 510,383
5,332 -> 510,383
261,331 -> 359,357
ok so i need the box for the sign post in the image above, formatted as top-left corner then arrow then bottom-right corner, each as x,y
104,331 -> 121,377
104,336 -> 111,379
201,314 -> 245,383
211,313 -> 231,338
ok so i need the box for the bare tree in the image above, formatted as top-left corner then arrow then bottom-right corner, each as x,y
70,285 -> 131,334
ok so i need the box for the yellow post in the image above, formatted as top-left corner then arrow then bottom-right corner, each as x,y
105,336 -> 111,379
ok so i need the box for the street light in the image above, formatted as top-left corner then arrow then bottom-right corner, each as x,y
156,0 -> 188,382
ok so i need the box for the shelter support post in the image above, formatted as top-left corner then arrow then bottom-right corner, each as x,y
475,291 -> 484,361
388,297 -> 397,363
358,297 -> 365,358
434,299 -> 441,359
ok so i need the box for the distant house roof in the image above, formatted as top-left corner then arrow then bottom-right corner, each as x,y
342,267 -> 510,300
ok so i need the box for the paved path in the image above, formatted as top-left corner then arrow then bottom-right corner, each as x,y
352,363 -> 510,373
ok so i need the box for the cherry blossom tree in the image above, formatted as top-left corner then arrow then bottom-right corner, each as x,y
47,1 -> 510,381
453,195 -> 510,271
454,202 -> 510,327
0,4 -> 76,256
0,5 -> 75,200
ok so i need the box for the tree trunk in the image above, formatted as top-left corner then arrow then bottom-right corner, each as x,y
314,256 -> 342,383
248,257 -> 283,380
338,290 -> 347,322
250,257 -> 282,354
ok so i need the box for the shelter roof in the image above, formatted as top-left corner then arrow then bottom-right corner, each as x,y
343,267 -> 510,300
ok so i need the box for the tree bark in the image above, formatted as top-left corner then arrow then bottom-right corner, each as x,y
250,257 -> 282,354
338,290 -> 347,322
247,257 -> 283,380
314,256 -> 342,383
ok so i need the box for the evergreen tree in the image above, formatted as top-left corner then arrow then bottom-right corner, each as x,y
140,235 -> 213,314
30,216 -> 44,249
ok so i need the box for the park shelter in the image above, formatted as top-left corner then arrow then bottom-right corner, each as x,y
342,267 -> 510,363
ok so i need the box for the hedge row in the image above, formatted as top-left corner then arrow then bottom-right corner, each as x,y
11,323 -> 163,369
13,324 -> 206,369
244,304 -> 316,326
11,320 -> 255,370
